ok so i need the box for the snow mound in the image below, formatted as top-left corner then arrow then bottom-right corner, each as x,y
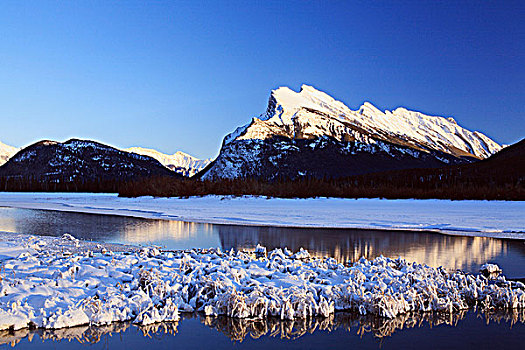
0,234 -> 524,331
480,263 -> 503,278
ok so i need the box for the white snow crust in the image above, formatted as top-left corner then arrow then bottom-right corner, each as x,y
0,193 -> 522,240
0,233 -> 524,331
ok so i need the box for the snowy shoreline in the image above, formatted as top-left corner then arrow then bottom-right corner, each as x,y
0,192 -> 523,239
1,232 -> 524,331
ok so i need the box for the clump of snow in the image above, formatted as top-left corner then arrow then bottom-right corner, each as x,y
254,244 -> 267,258
480,264 -> 503,279
0,233 -> 524,331
61,233 -> 77,241
480,263 -> 502,274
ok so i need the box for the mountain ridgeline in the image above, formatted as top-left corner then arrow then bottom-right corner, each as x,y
0,139 -> 180,192
119,138 -> 525,200
124,147 -> 211,177
0,141 -> 19,166
0,85 -> 522,199
199,85 -> 501,180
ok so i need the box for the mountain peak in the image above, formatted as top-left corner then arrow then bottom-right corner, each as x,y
202,84 -> 503,180
270,84 -> 343,112
229,84 -> 501,159
0,140 -> 20,166
358,102 -> 383,116
124,147 -> 211,177
0,138 -> 178,188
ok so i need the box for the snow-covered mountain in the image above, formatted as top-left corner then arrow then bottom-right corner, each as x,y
202,85 -> 502,180
0,139 -> 179,184
0,141 -> 20,166
125,147 -> 211,177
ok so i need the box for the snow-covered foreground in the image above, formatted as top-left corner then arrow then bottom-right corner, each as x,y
1,233 -> 524,331
0,193 -> 523,239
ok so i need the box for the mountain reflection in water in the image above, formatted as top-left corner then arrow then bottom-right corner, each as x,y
2,310 -> 524,348
0,207 -> 524,276
217,226 -> 519,273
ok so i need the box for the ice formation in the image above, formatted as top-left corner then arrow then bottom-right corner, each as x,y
1,234 -> 524,331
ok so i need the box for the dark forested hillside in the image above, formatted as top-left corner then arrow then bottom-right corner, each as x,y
119,139 -> 524,200
0,139 -> 181,193
1,138 -> 521,199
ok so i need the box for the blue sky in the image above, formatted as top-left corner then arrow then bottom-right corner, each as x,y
0,1 -> 523,158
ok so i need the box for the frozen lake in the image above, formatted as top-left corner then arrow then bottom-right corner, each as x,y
0,206 -> 524,348
0,207 -> 524,277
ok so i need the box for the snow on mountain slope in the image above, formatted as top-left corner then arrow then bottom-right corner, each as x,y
202,85 -> 502,180
231,85 -> 500,158
125,147 -> 211,177
0,139 -> 178,185
0,141 -> 19,166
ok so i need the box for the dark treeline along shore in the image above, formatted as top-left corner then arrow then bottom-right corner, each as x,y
119,140 -> 524,200
0,139 -> 523,200
121,138 -> 524,200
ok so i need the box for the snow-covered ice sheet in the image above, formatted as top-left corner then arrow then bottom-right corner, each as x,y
0,193 -> 523,239
0,232 -> 524,331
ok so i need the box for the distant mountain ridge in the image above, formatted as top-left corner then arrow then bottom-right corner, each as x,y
119,138 -> 524,200
0,141 -> 19,166
124,147 -> 211,177
0,139 -> 210,178
201,85 -> 502,180
0,84 -> 507,186
0,139 -> 179,191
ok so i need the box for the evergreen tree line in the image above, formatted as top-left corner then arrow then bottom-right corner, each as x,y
118,165 -> 524,201
0,175 -> 122,193
1,151 -> 522,200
